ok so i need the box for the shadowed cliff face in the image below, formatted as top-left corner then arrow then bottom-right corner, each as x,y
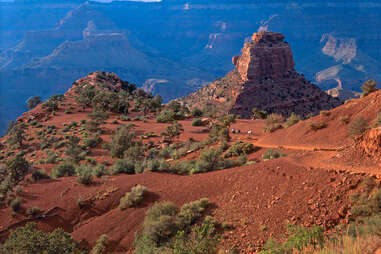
1,0 -> 381,133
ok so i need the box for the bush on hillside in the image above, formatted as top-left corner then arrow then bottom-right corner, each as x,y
91,234 -> 109,254
119,185 -> 147,210
111,159 -> 135,175
252,108 -> 268,119
51,161 -> 76,178
192,118 -> 206,126
110,125 -> 137,158
26,96 -> 41,109
285,113 -> 300,128
349,117 -> 368,138
134,198 -> 216,254
224,141 -> 258,158
31,170 -> 50,182
361,80 -> 377,97
262,148 -> 284,161
264,114 -> 283,133
309,122 -> 327,131
0,223 -> 85,254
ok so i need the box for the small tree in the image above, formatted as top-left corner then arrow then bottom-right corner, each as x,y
349,117 -> 368,138
26,96 -> 41,109
7,123 -> 26,148
110,125 -> 137,158
65,136 -> 83,163
6,154 -> 30,183
162,121 -> 184,141
361,80 -> 377,97
252,108 -> 267,119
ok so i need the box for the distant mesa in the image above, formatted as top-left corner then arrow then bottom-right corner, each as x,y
180,31 -> 341,118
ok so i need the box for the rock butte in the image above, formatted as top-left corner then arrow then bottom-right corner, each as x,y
181,31 -> 341,118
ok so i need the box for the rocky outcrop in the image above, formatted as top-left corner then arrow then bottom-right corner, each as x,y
233,32 -> 294,82
181,31 -> 341,118
357,127 -> 381,159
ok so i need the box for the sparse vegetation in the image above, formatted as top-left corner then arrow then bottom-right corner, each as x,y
349,117 -> 368,138
0,223 -> 85,253
51,161 -> 76,178
285,113 -> 300,128
192,118 -> 206,126
134,198 -> 218,254
92,234 -> 109,254
262,148 -> 284,161
26,96 -> 41,109
224,141 -> 258,158
320,110 -> 331,116
309,122 -> 327,131
264,113 -> 283,133
10,197 -> 22,212
361,80 -> 377,97
119,185 -> 147,210
110,125 -> 137,158
252,108 -> 268,119
31,170 -> 50,182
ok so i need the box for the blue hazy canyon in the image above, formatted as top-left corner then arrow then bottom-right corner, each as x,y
1,0 -> 381,133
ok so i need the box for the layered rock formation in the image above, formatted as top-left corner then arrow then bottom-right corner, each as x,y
357,127 -> 381,159
181,31 -> 341,118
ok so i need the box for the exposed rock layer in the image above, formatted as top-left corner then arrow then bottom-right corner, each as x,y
181,31 -> 341,118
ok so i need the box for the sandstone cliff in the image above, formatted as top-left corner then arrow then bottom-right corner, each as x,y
180,31 -> 341,118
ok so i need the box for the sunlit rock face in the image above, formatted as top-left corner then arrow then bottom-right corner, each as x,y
234,32 -> 294,82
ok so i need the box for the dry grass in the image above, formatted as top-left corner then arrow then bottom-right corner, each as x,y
300,234 -> 381,254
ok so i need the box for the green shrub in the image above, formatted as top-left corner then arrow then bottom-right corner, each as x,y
320,110 -> 331,116
191,118 -> 206,127
119,185 -> 147,210
135,201 -> 178,248
92,164 -> 108,177
264,113 -> 283,133
208,123 -> 230,142
6,154 -> 30,183
285,113 -> 300,128
224,142 -> 257,158
176,198 -> 210,229
349,117 -> 368,138
110,125 -> 137,158
193,148 -> 222,173
54,141 -> 66,149
0,223 -> 85,253
10,197 -> 22,212
260,225 -> 324,253
92,234 -> 109,254
191,107 -> 203,117
120,115 -> 131,121
26,96 -> 41,109
173,220 -> 218,254
134,199 -> 217,254
65,136 -> 84,163
25,207 -> 41,217
252,108 -> 268,119
309,122 -> 327,131
52,161 -> 76,178
112,159 -> 135,175
31,170 -> 50,181
262,149 -> 284,161
361,80 -> 377,97
77,174 -> 93,185
83,135 -> 102,148
88,110 -> 108,120
156,110 -> 177,123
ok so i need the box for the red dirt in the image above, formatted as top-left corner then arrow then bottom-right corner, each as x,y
1,74 -> 381,253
